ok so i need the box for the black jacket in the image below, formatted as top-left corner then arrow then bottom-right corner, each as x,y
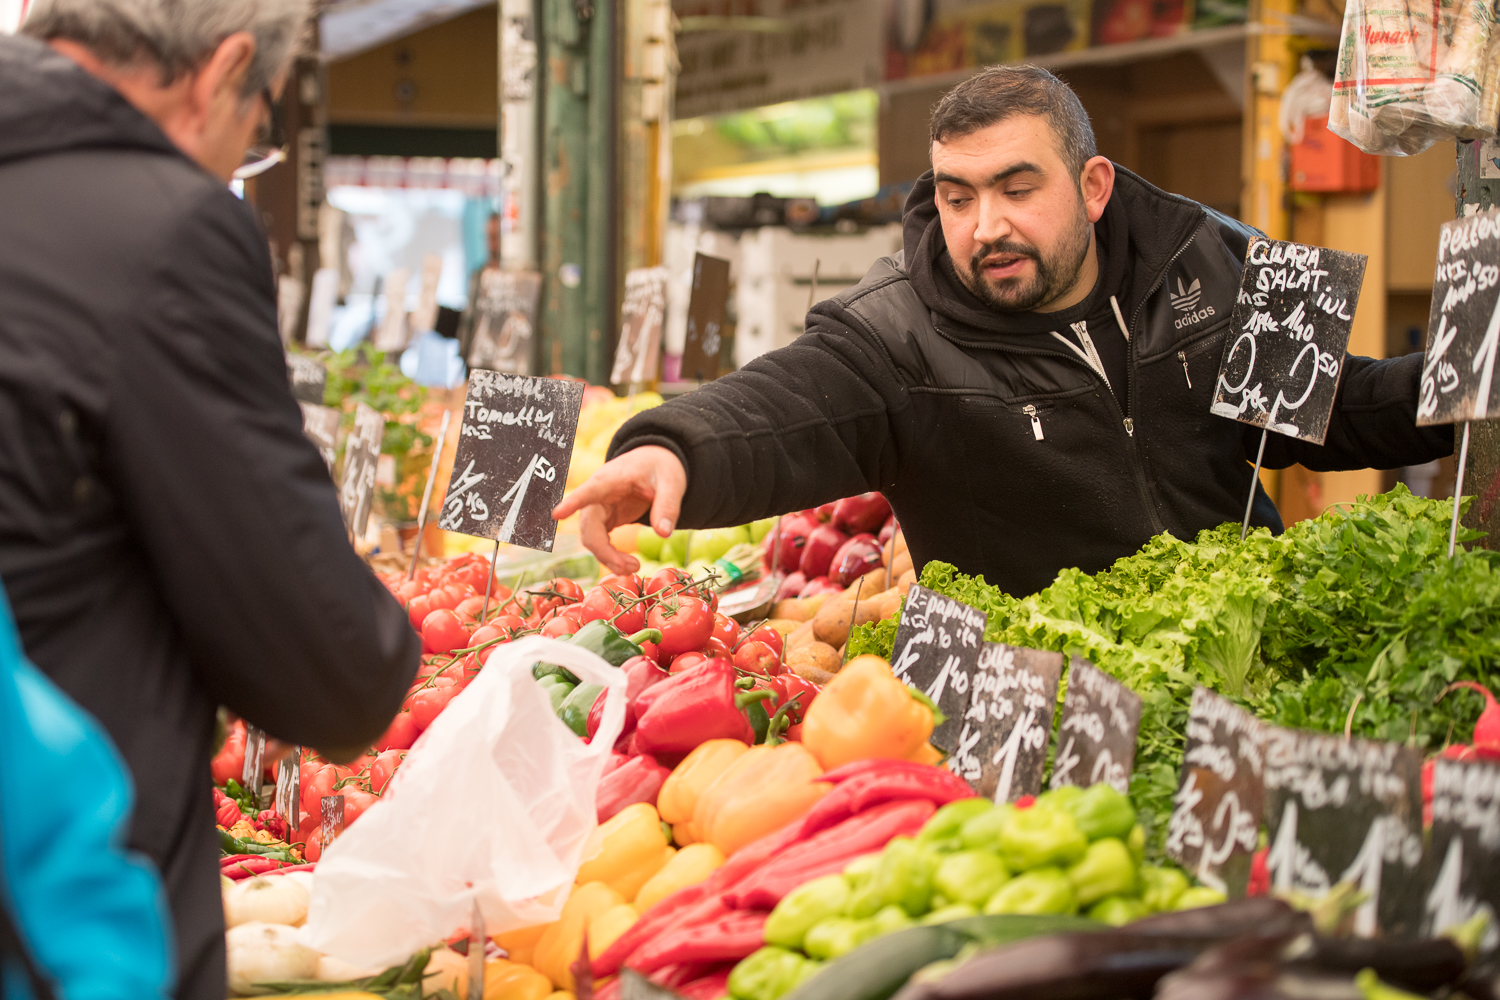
610,168 -> 1453,597
0,36 -> 420,1000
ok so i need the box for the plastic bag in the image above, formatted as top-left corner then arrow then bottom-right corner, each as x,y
301,636 -> 627,969
1281,56 -> 1335,144
1330,0 -> 1500,154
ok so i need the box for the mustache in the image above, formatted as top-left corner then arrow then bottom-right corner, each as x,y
970,240 -> 1041,272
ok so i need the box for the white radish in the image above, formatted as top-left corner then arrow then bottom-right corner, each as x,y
224,876 -> 310,928
225,922 -> 319,995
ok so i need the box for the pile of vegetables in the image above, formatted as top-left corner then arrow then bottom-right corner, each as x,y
728,782 -> 1212,1000
849,487 -> 1500,849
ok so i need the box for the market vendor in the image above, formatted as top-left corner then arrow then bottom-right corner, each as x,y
557,66 -> 1453,596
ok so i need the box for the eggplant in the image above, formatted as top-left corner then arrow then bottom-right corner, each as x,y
1283,933 -> 1467,994
1130,898 -> 1312,943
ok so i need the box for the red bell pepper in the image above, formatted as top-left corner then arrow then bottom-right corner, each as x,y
797,766 -> 972,838
627,911 -> 768,973
632,661 -> 754,758
597,754 -> 673,822
588,655 -> 672,749
677,966 -> 734,1000
727,799 -> 937,910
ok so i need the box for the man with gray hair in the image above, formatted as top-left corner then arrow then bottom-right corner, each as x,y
0,4 -> 421,997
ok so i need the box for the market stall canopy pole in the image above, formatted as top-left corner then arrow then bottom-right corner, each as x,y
408,410 -> 454,580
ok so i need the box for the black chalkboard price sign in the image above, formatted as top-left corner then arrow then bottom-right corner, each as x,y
1424,757 -> 1500,953
438,371 -> 585,552
611,267 -> 669,388
1050,658 -> 1142,795
1164,687 -> 1266,897
339,403 -> 385,539
889,585 -> 987,754
300,402 -> 341,473
286,353 -> 328,405
949,643 -> 1064,802
682,254 -> 731,382
1262,728 -> 1424,938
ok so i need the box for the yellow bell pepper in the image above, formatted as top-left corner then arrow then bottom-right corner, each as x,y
672,822 -> 699,846
576,803 -> 673,901
909,743 -> 944,766
802,656 -> 934,770
546,992 -> 576,1000
634,842 -> 726,913
424,949 -> 469,997
693,742 -> 830,855
533,881 -> 625,989
657,739 -> 751,825
493,924 -> 550,967
484,960 -> 553,1000
587,903 -> 640,959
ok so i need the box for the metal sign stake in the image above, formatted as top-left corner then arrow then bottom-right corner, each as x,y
408,409 -> 453,580
1450,420 -> 1472,558
1240,427 -> 1270,541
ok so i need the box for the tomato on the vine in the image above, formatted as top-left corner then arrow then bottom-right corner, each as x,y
421,609 -> 471,655
648,595 -> 715,656
410,684 -> 459,729
406,594 -> 434,632
468,624 -> 508,649
376,710 -> 420,751
341,788 -> 378,825
646,567 -> 695,600
733,639 -> 782,677
541,614 -> 579,638
745,623 -> 785,658
599,573 -> 644,598
368,749 -> 406,794
710,613 -> 740,649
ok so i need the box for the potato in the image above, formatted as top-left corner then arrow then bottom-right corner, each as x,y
870,589 -> 904,621
890,550 -> 914,582
813,594 -> 885,646
897,569 -> 917,593
761,618 -> 800,637
771,599 -> 814,622
788,641 -> 840,680
787,621 -> 817,650
844,567 -> 889,598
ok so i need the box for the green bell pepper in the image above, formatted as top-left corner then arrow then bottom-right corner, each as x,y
918,799 -> 994,852
958,803 -> 1017,851
1057,784 -> 1137,842
763,875 -> 851,950
558,682 -> 602,736
537,675 -> 575,714
1126,823 -> 1146,863
803,917 -> 878,960
1087,895 -> 1149,926
1066,838 -> 1136,907
534,622 -> 664,683
1174,886 -> 1227,910
932,850 -> 1009,907
728,946 -> 816,1000
997,805 -> 1088,872
1138,866 -> 1190,913
1037,785 -> 1085,810
847,837 -> 936,918
843,852 -> 881,890
919,903 -> 978,925
870,904 -> 913,937
982,867 -> 1077,915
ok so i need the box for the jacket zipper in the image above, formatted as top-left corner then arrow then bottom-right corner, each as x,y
1177,350 -> 1193,388
1022,404 -> 1044,440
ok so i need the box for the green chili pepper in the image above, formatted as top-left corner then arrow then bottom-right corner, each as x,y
958,803 -> 1017,852
918,799 -> 994,852
847,837 -> 935,918
1138,865 -> 1190,913
217,828 -> 297,862
997,805 -> 1088,872
1087,895 -> 1149,926
932,849 -> 1010,907
1056,784 -> 1137,842
559,682 -> 603,736
764,875 -> 851,950
728,947 -> 817,1000
982,866 -> 1077,915
1066,838 -> 1137,907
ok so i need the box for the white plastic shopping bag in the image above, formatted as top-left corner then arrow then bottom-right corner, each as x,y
302,636 -> 627,969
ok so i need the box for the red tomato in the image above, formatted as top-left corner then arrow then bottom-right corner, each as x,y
376,710 -> 420,751
549,577 -> 584,603
454,596 -> 489,622
703,636 -> 733,658
646,567 -> 695,600
368,750 -> 406,794
410,684 -> 459,730
210,720 -> 246,786
469,624 -> 508,649
638,639 -> 661,663
649,595 -> 715,656
300,762 -> 338,815
710,613 -> 740,649
406,594 -> 434,632
421,609 -> 472,655
600,573 -> 645,598
734,639 -> 783,677
341,788 -> 379,826
396,581 -> 424,604
540,614 -> 578,638
576,587 -> 615,625
425,587 -> 460,612
669,651 -> 709,675
746,624 -> 784,659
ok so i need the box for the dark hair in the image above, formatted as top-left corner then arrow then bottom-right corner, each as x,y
929,65 -> 1098,176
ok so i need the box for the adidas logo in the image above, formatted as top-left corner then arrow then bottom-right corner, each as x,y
1170,277 -> 1202,312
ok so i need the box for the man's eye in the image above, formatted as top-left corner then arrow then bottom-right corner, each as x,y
1006,187 -> 1032,198
946,198 -> 969,209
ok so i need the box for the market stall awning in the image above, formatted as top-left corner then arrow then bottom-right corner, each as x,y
320,0 -> 493,61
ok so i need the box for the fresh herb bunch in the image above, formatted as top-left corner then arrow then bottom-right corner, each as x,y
323,344 -> 433,523
847,486 -> 1500,855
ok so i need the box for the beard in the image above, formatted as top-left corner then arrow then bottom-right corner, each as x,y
956,200 -> 1093,313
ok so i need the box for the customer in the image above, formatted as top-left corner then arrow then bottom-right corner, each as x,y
0,4 -> 421,998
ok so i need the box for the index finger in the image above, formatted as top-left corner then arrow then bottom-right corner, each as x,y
553,467 -> 615,521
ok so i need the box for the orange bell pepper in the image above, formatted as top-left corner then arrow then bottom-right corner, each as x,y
587,903 -> 640,959
532,881 -> 624,989
657,739 -> 750,825
693,742 -> 830,855
672,822 -> 698,846
802,655 -> 934,770
633,842 -> 725,913
576,802 -> 673,901
493,924 -> 550,967
484,960 -> 553,1000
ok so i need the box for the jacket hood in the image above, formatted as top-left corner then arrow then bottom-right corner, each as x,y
0,33 -> 180,167
900,164 -> 1208,334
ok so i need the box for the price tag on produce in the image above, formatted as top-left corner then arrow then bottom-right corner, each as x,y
438,371 -> 584,552
611,267 -> 669,387
286,353 -> 327,405
274,748 -> 301,824
467,269 -> 541,375
1423,757 -> 1500,953
1050,658 -> 1142,795
1164,687 -> 1267,897
1262,727 -> 1425,937
373,267 -> 410,352
1210,238 -> 1365,444
949,642 -> 1063,802
299,402 -> 341,473
242,726 -> 267,797
681,253 -> 731,382
339,403 -> 385,539
320,794 -> 346,851
889,585 -> 987,754
1417,207 -> 1500,427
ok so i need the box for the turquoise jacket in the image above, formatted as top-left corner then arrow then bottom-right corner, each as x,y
0,587 -> 173,1000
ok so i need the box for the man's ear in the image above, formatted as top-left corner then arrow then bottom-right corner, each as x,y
1079,156 -> 1114,224
189,31 -> 257,119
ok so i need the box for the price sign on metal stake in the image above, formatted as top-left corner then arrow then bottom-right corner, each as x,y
1050,659 -> 1141,796
1165,688 -> 1267,897
1262,727 -> 1425,937
339,403 -> 385,539
439,371 -> 584,552
274,748 -> 301,824
950,643 -> 1063,801
242,726 -> 267,798
611,267 -> 669,388
1424,757 -> 1500,954
682,253 -> 731,382
286,353 -> 327,405
889,585 -> 987,753
299,402 -> 341,472
320,795 -> 346,852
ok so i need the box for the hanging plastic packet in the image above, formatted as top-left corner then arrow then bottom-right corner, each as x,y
1329,0 -> 1500,155
1281,56 -> 1335,144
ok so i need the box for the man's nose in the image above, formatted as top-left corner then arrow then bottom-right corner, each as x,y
973,194 -> 1013,249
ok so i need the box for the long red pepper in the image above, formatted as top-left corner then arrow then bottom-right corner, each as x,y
597,754 -> 672,823
797,768 -> 972,838
677,966 -> 733,1000
627,911 -> 767,973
